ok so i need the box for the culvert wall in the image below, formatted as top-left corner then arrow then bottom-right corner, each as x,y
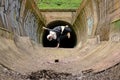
0,0 -> 46,43
0,0 -> 120,80
73,0 -> 120,44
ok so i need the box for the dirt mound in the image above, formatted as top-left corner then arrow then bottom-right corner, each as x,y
27,70 -> 74,80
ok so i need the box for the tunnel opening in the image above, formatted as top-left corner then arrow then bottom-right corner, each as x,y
42,20 -> 77,48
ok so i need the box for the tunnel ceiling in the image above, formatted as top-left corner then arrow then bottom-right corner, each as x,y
42,20 -> 77,48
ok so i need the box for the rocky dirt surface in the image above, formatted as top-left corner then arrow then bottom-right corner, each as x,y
0,65 -> 27,80
0,64 -> 76,80
27,70 -> 75,80
0,62 -> 120,80
26,62 -> 120,80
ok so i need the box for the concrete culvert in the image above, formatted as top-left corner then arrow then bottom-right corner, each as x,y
1,0 -> 120,80
42,20 -> 77,48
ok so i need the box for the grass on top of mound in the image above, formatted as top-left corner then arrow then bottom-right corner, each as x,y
37,0 -> 82,9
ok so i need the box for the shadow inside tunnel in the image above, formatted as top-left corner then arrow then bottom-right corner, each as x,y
42,20 -> 77,48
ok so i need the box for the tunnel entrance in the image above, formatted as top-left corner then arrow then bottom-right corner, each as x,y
42,20 -> 77,48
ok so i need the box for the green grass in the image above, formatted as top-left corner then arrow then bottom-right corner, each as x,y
37,0 -> 82,9
114,20 -> 120,29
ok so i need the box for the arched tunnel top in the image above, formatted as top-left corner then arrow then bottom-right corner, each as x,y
42,20 -> 77,48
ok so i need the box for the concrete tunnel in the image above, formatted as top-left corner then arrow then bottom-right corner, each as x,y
0,0 -> 120,80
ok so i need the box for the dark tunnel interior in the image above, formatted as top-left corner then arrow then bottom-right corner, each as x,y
42,20 -> 77,48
